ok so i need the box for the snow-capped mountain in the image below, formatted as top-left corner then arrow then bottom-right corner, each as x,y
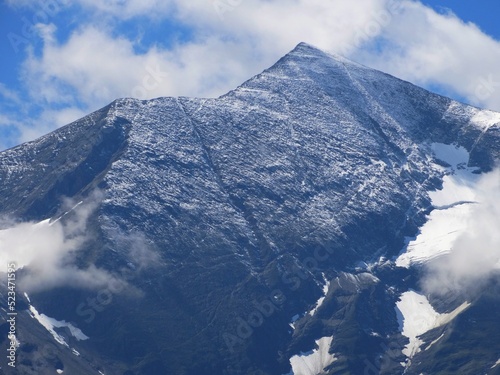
0,43 -> 499,375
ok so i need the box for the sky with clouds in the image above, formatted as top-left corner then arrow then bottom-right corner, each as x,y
1,0 -> 500,151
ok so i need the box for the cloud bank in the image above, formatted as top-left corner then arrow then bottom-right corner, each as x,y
422,169 -> 500,296
0,191 -> 125,292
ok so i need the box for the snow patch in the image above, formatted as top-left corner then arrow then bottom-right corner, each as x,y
395,290 -> 469,359
395,204 -> 472,268
289,336 -> 336,375
49,201 -> 83,226
396,143 -> 479,268
424,333 -> 444,351
308,274 -> 330,316
431,143 -> 469,167
29,304 -> 89,347
491,358 -> 500,369
341,272 -> 380,288
9,334 -> 20,349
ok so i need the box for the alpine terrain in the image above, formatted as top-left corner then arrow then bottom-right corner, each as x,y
0,43 -> 499,375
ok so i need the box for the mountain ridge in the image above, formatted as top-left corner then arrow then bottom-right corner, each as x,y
0,43 -> 499,374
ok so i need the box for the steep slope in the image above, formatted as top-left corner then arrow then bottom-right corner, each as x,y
0,43 -> 499,375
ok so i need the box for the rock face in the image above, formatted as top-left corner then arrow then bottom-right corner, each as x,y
0,43 -> 499,375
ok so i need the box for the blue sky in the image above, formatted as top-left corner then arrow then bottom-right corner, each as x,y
1,0 -> 500,151
422,0 -> 500,39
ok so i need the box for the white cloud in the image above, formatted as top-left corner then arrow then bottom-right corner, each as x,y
4,0 -> 172,19
0,191 -> 126,292
175,0 -> 389,52
24,25 -> 149,105
354,1 -> 500,111
18,0 -> 394,110
0,189 -> 161,292
22,25 -> 263,107
73,0 -> 174,19
422,169 -> 500,296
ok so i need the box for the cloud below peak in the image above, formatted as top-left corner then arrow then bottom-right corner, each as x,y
0,191 -> 125,292
422,169 -> 500,296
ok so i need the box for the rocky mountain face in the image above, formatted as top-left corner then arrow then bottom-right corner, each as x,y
0,43 -> 499,375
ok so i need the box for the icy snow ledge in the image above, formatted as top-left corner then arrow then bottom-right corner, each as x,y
29,305 -> 89,347
289,336 -> 336,375
395,204 -> 472,268
309,274 -> 330,317
395,291 -> 470,358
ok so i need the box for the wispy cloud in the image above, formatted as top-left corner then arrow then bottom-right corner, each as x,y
0,191 -> 125,292
21,25 -> 257,105
354,1 -> 500,110
71,0 -> 175,19
0,83 -> 22,105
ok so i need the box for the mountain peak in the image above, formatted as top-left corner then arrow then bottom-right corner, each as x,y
231,42 -> 381,98
290,42 -> 347,61
286,42 -> 364,69
291,41 -> 323,54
